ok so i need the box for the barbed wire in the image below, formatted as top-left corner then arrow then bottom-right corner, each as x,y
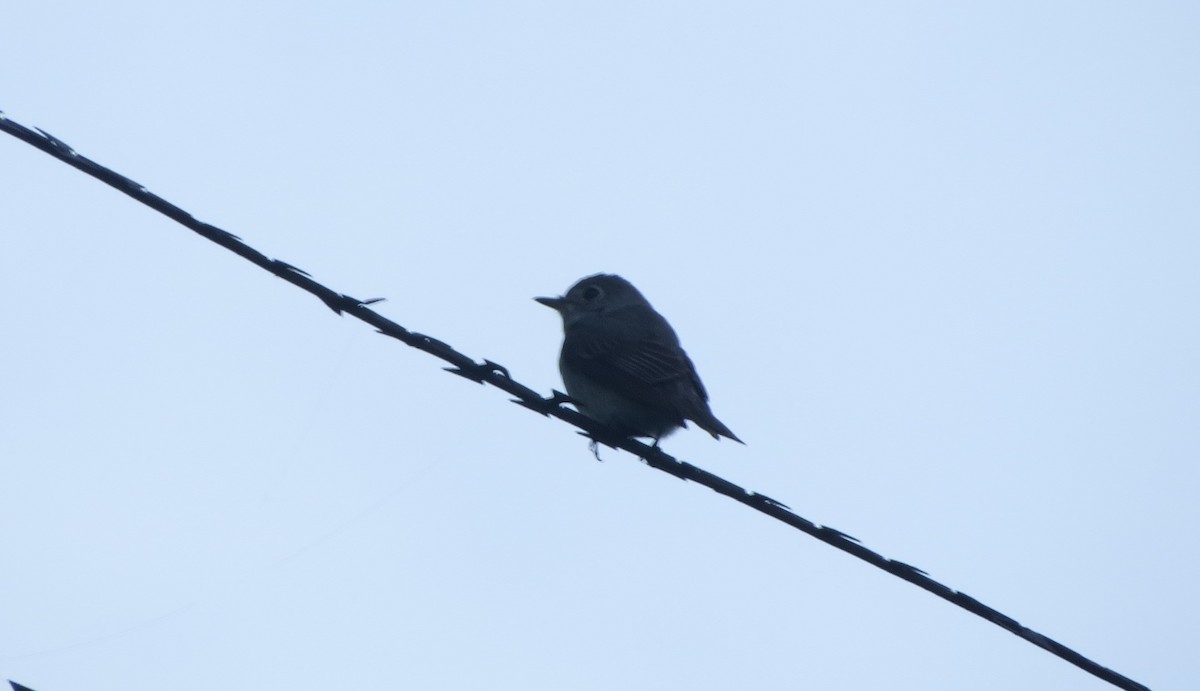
0,111 -> 1150,691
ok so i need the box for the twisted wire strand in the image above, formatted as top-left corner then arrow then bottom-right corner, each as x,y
0,112 -> 1151,691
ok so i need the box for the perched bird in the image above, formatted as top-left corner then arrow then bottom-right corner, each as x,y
536,274 -> 742,444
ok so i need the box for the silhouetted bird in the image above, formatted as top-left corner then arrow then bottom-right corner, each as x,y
537,274 -> 742,444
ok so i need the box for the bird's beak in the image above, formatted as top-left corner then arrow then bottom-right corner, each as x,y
534,295 -> 567,312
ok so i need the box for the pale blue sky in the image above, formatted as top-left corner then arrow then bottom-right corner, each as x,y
2,3 -> 1197,690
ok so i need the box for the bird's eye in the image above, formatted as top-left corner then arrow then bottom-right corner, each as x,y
582,286 -> 602,300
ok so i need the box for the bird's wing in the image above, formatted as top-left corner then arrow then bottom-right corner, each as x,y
564,330 -> 710,404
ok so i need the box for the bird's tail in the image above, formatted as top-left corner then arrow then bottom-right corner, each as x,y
692,409 -> 744,444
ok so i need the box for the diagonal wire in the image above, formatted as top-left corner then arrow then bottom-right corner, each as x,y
0,111 -> 1150,691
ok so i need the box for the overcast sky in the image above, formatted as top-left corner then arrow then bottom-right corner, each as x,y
2,3 -> 1197,690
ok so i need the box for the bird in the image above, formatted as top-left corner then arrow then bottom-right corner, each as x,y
536,273 -> 742,444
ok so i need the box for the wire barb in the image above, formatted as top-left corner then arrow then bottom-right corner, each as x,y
0,113 -> 1151,691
